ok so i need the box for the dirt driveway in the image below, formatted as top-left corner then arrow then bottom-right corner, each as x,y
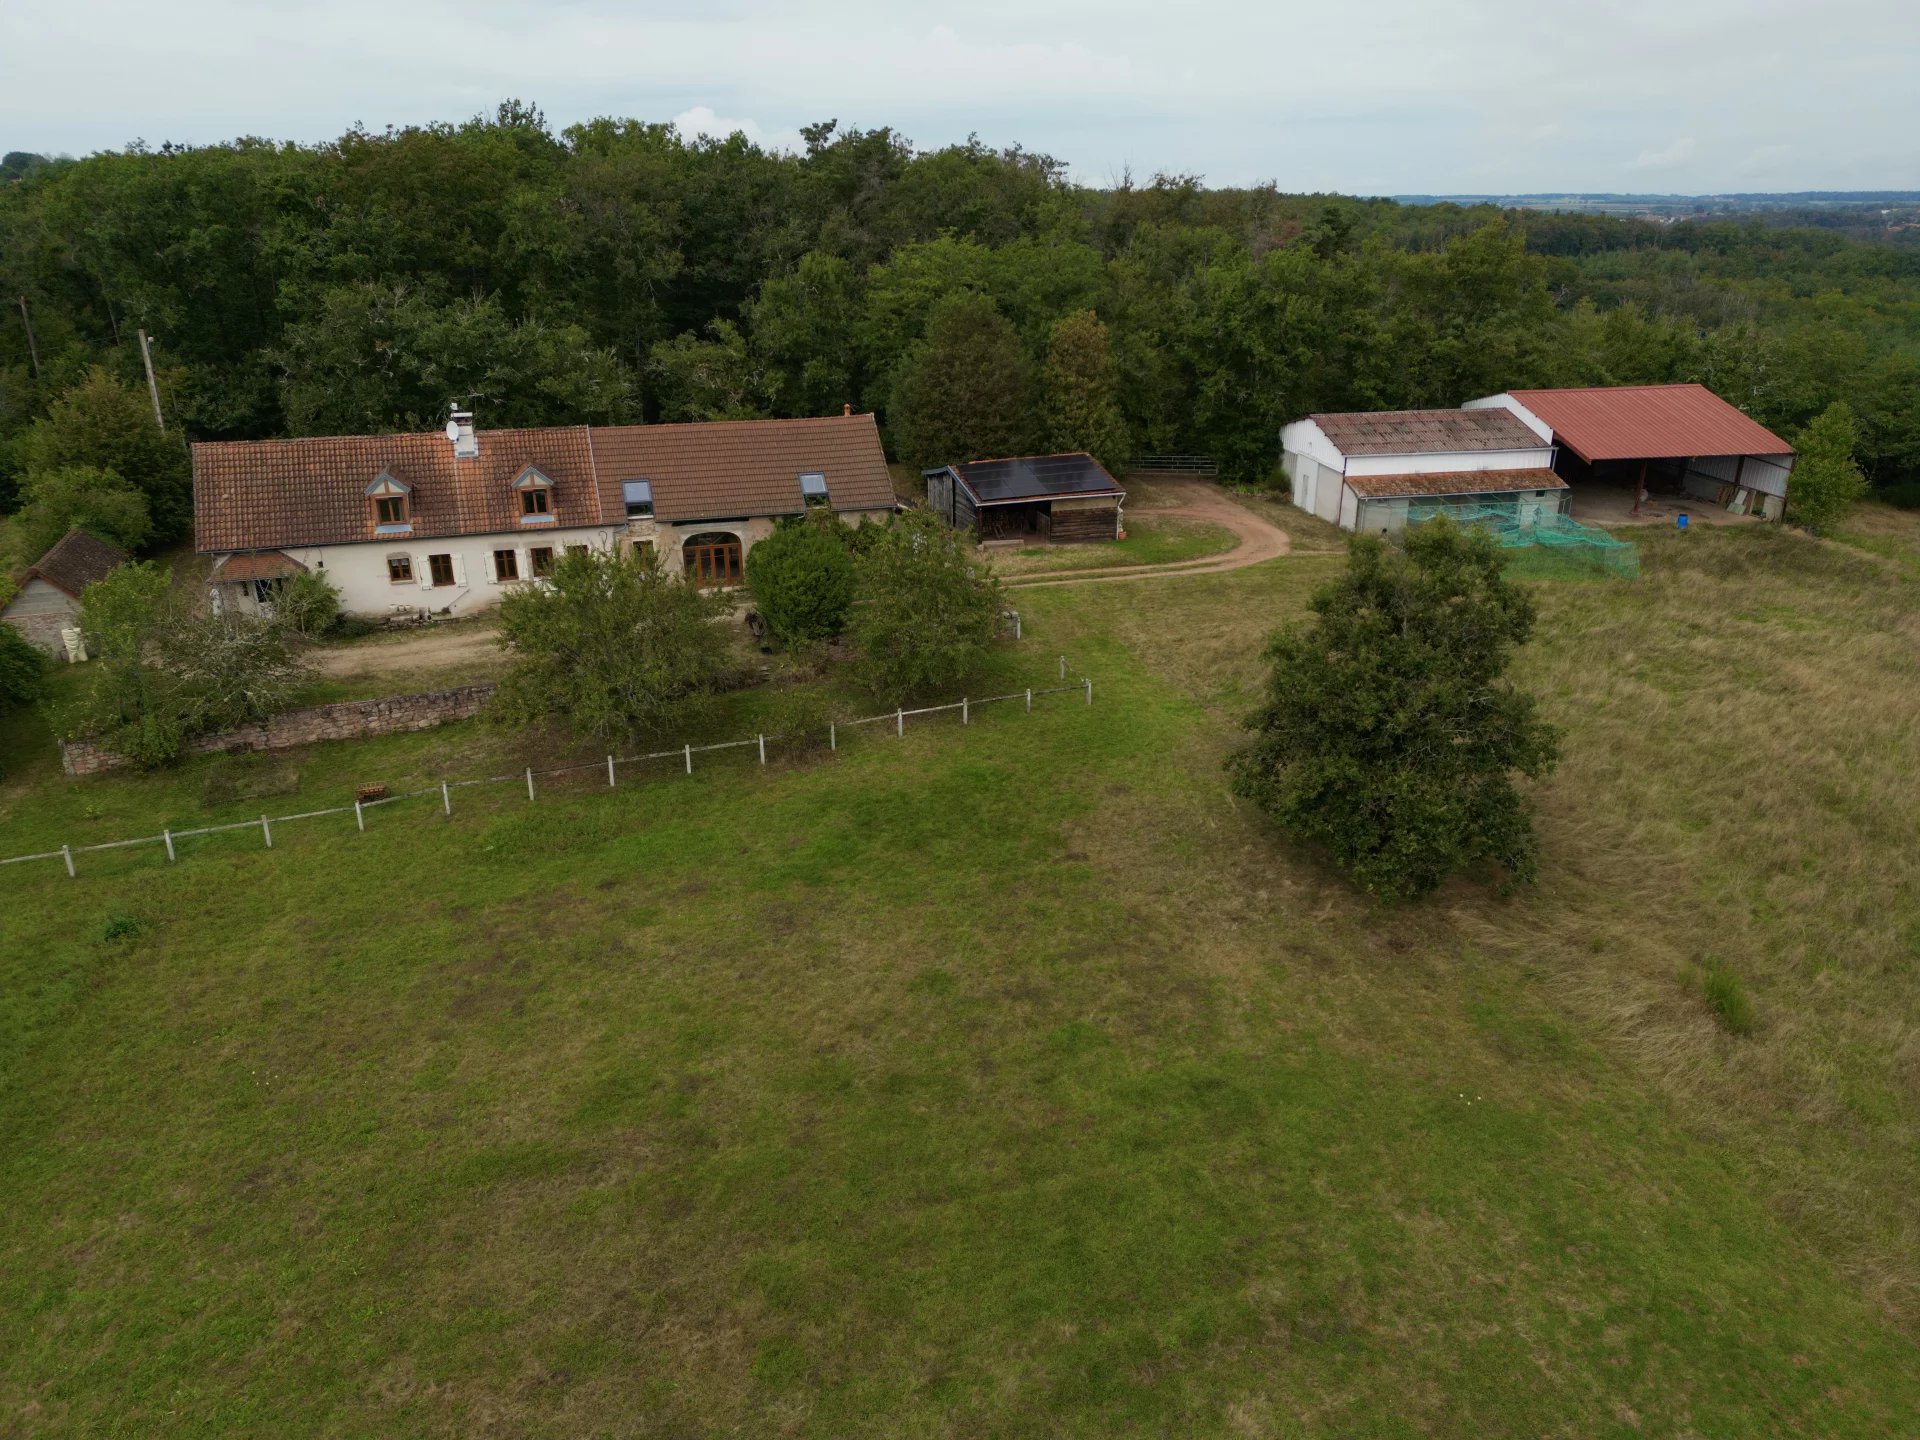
1006,478 -> 1292,589
313,622 -> 502,678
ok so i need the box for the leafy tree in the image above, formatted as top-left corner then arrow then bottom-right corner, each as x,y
1786,401 -> 1869,532
19,370 -> 191,540
647,320 -> 766,421
889,292 -> 1031,467
59,560 -> 312,766
1039,309 -> 1129,470
9,466 -> 151,563
0,623 -> 46,716
746,251 -> 863,418
745,515 -> 857,646
1227,517 -> 1560,901
492,545 -> 732,742
848,508 -> 1005,702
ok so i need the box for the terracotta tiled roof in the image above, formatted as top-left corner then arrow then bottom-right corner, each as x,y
589,413 -> 894,523
211,550 -> 308,582
1344,468 -> 1568,500
1501,385 -> 1793,462
1312,408 -> 1544,456
17,528 -> 128,598
195,413 -> 894,552
195,427 -> 600,553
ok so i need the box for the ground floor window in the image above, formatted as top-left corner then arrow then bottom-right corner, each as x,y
492,549 -> 519,582
387,554 -> 413,583
529,546 -> 555,578
428,553 -> 455,587
682,532 -> 743,586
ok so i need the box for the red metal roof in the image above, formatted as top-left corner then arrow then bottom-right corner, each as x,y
1503,385 -> 1792,463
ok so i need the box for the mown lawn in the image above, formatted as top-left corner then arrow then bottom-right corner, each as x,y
3,527 -> 1919,1436
983,515 -> 1238,577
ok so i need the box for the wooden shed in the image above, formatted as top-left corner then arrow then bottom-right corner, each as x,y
924,453 -> 1125,544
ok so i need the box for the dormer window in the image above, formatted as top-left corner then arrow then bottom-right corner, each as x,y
800,471 -> 829,508
622,479 -> 653,519
365,471 -> 413,534
512,465 -> 557,524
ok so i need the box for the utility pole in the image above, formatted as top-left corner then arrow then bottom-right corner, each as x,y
137,328 -> 163,429
16,296 -> 40,380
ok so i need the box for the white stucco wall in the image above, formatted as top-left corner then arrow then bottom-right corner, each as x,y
1342,446 -> 1554,477
1279,419 -> 1344,472
1,577 -> 79,652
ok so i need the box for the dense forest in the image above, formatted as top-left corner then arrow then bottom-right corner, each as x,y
4,100 -> 1919,546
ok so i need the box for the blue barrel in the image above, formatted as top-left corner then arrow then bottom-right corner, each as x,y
1677,513 -> 1689,529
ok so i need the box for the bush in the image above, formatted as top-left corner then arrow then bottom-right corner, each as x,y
100,913 -> 144,943
491,545 -> 732,742
273,569 -> 343,639
848,508 -> 1006,703
746,516 -> 857,647
1227,516 -> 1560,901
9,465 -> 151,563
0,623 -> 47,716
1787,401 -> 1868,533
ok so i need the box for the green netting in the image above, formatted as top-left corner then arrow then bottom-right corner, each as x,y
1406,501 -> 1640,580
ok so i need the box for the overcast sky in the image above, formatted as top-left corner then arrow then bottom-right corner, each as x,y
2,0 -> 1914,194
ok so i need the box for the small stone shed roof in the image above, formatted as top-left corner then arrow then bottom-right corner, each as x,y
1311,409 -> 1544,456
14,527 -> 128,598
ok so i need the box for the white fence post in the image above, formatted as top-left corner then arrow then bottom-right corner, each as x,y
261,815 -> 272,849
526,767 -> 535,802
62,845 -> 74,878
607,754 -> 616,787
758,734 -> 766,765
163,829 -> 175,862
355,799 -> 365,831
685,743 -> 692,774
962,697 -> 969,726
1059,654 -> 1066,680
896,707 -> 904,736
1026,687 -> 1033,713
1085,677 -> 1093,706
442,782 -> 451,816
829,722 -> 836,752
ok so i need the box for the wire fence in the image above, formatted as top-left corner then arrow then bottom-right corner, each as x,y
0,676 -> 1096,881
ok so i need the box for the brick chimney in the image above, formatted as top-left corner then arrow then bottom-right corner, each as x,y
447,403 -> 479,460
842,403 -> 852,416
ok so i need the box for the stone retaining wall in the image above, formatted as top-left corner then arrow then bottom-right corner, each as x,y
60,683 -> 498,777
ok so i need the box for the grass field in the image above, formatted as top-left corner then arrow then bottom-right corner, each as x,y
4,523 -> 1920,1436
982,515 -> 1238,577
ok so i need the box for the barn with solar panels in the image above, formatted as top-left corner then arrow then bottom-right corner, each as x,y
924,452 -> 1126,544
1464,384 -> 1796,521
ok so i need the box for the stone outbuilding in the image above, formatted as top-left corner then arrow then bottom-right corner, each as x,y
1,527 -> 128,657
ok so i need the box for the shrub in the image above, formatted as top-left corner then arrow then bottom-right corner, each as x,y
1227,516 -> 1560,901
9,465 -> 151,563
1787,401 -> 1868,533
273,569 -> 343,639
746,516 -> 857,647
0,623 -> 47,716
848,508 -> 1006,703
491,545 -> 732,742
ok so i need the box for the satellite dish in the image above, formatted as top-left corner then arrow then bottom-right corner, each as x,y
445,419 -> 461,442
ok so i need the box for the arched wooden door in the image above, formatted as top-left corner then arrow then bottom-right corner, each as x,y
682,532 -> 744,586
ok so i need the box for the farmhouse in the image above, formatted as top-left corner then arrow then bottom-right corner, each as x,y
1464,384 -> 1795,520
1,527 -> 127,657
194,409 -> 896,616
923,453 -> 1125,544
1280,409 -> 1567,534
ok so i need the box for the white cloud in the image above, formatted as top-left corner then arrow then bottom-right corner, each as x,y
669,105 -> 804,155
1,0 -> 1917,192
1629,136 -> 1699,171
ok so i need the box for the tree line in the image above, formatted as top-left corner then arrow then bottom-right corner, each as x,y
4,100 -> 1920,535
